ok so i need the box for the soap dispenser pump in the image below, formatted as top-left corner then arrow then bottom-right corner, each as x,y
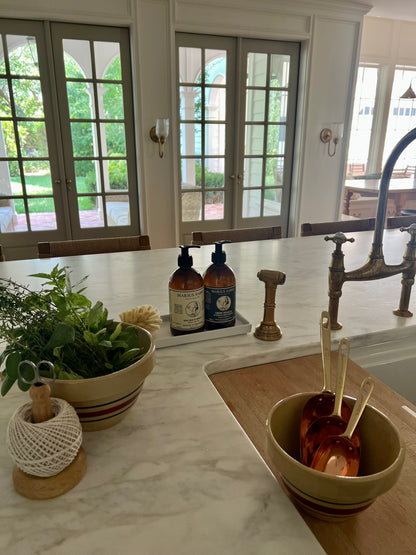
169,245 -> 204,335
203,241 -> 236,329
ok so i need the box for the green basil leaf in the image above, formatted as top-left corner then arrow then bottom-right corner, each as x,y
5,352 -> 22,380
68,293 -> 91,308
51,293 -> 68,312
1,374 -> 16,396
111,340 -> 129,350
109,323 -> 122,342
29,272 -> 53,279
87,301 -> 104,327
83,330 -> 98,345
45,322 -> 75,349
98,340 -> 112,348
119,348 -> 142,363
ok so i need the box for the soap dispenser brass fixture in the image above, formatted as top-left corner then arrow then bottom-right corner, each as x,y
325,127 -> 416,329
254,269 -> 286,341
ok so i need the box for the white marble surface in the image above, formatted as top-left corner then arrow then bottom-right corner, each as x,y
1,230 -> 415,554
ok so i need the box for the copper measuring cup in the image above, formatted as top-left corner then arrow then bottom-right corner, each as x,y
302,338 -> 357,465
310,376 -> 375,476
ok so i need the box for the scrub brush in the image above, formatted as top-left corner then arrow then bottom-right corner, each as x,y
119,304 -> 162,334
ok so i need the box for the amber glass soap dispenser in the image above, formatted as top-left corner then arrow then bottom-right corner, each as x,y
169,245 -> 205,336
203,241 -> 236,329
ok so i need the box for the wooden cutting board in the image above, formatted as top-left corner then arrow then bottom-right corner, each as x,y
210,353 -> 416,555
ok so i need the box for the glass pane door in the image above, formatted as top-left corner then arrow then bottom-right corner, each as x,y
0,21 -> 64,240
177,34 -> 235,238
176,34 -> 299,241
0,19 -> 139,254
236,39 -> 299,230
51,23 -> 139,238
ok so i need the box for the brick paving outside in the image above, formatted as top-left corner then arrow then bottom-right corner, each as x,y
14,209 -> 104,232
13,204 -> 224,232
10,203 -> 352,234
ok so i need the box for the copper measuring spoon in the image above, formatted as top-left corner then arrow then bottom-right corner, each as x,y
299,311 -> 334,445
302,338 -> 357,465
310,376 -> 375,477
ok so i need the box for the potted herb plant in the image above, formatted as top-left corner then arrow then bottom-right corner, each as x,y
0,265 -> 155,431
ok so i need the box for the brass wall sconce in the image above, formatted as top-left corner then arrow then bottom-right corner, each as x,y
320,128 -> 338,157
150,118 -> 169,158
320,124 -> 343,157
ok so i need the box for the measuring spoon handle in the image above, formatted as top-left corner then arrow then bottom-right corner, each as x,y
344,376 -> 375,439
320,311 -> 332,392
333,338 -> 350,416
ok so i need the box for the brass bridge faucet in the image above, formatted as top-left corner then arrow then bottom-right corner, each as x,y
325,127 -> 416,330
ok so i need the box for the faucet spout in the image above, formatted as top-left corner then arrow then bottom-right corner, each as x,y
370,127 -> 416,259
326,127 -> 416,329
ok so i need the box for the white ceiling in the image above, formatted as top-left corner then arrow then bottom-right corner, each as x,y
358,0 -> 416,22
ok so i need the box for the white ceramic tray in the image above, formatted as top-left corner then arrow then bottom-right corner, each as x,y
154,312 -> 252,348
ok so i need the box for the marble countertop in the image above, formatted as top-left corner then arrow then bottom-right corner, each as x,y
1,230 -> 415,554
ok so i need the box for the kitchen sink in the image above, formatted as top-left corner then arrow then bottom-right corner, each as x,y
350,333 -> 416,405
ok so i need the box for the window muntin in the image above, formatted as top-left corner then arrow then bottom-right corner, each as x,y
346,65 -> 379,178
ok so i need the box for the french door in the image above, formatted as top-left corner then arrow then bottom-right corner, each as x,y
0,19 -> 139,252
177,34 -> 299,240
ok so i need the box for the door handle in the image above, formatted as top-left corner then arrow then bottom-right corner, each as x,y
66,178 -> 72,191
229,174 -> 243,184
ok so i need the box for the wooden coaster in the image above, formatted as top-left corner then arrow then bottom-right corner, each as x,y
13,447 -> 87,500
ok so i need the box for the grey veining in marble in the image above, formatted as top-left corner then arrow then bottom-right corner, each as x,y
1,230 -> 415,554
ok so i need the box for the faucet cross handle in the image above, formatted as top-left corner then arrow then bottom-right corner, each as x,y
400,222 -> 416,240
324,232 -> 355,252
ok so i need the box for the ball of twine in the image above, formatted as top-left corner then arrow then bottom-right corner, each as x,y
6,398 -> 83,478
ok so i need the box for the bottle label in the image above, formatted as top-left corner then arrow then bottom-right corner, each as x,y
169,287 -> 205,330
205,285 -> 236,324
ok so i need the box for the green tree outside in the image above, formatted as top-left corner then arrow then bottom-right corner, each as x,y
0,45 -> 126,213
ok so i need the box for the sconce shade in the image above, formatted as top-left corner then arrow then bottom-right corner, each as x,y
155,118 -> 169,140
150,118 -> 170,158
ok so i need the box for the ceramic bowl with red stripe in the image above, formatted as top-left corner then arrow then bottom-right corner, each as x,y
50,324 -> 155,431
266,392 -> 405,521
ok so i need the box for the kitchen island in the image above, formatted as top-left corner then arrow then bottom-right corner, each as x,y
0,230 -> 415,554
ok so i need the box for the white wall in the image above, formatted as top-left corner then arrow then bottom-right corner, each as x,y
360,17 -> 416,65
0,0 -> 369,250
296,16 -> 362,228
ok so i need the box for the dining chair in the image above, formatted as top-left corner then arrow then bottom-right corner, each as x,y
0,245 -> 5,261
386,215 -> 416,229
37,235 -> 151,258
191,226 -> 282,245
301,218 -> 376,236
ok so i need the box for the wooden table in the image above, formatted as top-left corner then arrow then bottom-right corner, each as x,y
344,177 -> 416,216
210,353 -> 416,555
